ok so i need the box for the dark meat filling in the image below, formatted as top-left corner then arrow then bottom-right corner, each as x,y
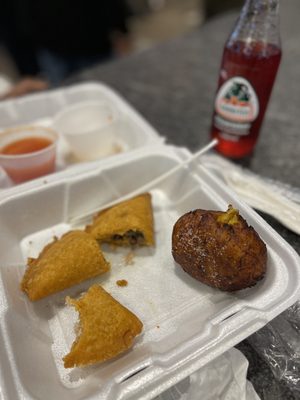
112,230 -> 145,245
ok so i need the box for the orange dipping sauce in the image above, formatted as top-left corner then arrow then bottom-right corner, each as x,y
0,127 -> 57,183
4,156 -> 56,183
1,136 -> 53,155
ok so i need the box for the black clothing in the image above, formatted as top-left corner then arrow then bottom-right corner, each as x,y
0,0 -> 131,75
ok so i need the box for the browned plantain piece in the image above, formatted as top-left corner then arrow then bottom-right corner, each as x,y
63,284 -> 143,368
172,205 -> 267,291
85,193 -> 154,246
21,230 -> 110,301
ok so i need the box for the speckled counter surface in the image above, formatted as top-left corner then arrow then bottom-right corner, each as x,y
71,1 -> 300,188
68,1 -> 300,398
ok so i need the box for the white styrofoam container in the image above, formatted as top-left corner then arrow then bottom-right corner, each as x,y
0,144 -> 299,400
0,82 -> 164,191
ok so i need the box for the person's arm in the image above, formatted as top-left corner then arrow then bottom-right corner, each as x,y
1,78 -> 49,99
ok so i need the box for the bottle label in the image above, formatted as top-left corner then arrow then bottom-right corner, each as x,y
214,76 -> 259,137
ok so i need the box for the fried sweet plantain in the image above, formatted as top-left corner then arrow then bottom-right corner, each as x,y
172,205 -> 267,291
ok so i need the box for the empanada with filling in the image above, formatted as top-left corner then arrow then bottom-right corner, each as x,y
85,193 -> 154,247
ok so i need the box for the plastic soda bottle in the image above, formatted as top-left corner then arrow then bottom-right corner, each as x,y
210,0 -> 282,158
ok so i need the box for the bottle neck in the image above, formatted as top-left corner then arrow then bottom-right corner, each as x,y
228,0 -> 281,48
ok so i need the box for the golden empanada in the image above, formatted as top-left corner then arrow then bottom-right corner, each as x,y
21,230 -> 110,301
63,284 -> 143,368
85,193 -> 154,246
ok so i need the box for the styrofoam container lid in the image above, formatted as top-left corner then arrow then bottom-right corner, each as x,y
0,145 -> 299,400
0,82 -> 165,191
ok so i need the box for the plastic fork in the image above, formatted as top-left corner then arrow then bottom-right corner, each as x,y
70,139 -> 218,227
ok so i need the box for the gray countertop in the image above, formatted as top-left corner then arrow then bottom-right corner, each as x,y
72,1 -> 300,188
68,1 -> 300,398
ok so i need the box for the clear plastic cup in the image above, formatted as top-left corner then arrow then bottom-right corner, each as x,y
0,126 -> 58,183
53,101 -> 119,161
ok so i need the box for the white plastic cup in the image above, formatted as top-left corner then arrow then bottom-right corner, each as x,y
53,101 -> 119,161
0,126 -> 58,183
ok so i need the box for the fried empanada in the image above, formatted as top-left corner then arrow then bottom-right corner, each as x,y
85,193 -> 154,246
63,284 -> 143,368
21,230 -> 110,301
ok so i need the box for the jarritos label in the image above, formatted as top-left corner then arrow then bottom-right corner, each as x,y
215,77 -> 259,136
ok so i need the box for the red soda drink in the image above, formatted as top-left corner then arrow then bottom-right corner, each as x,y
211,0 -> 282,158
